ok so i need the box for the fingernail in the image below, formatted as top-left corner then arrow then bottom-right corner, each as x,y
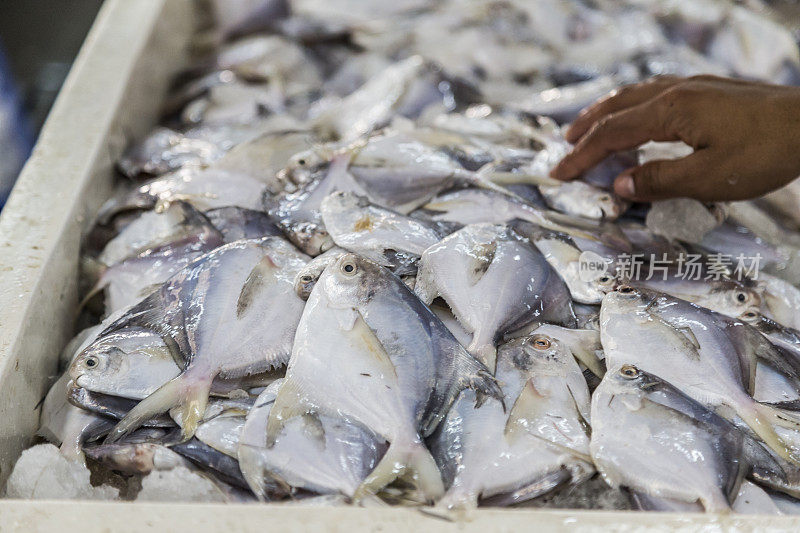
616,173 -> 635,198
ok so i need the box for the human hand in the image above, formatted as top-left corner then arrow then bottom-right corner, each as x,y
550,75 -> 800,202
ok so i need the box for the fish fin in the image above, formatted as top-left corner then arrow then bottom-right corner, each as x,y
78,277 -> 109,312
466,338 -> 497,373
570,345 -> 605,379
465,365 -> 504,411
480,170 -> 561,187
419,343 -> 501,437
675,326 -> 701,350
265,378 -> 307,448
479,469 -> 573,507
354,439 -> 444,502
413,270 -> 439,305
504,379 -> 545,443
567,384 -> 592,438
237,255 -> 278,318
740,403 -> 800,466
466,241 -> 497,286
105,372 -> 209,444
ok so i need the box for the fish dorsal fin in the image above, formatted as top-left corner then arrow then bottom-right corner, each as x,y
504,379 -> 546,444
467,240 -> 497,286
237,255 -> 278,318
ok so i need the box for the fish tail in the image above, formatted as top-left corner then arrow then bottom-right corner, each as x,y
104,375 -> 186,444
237,445 -> 270,502
741,403 -> 800,467
265,378 -> 306,448
436,484 -> 479,510
466,336 -> 497,373
354,439 -> 444,502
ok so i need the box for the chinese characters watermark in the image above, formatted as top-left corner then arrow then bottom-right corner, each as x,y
578,252 -> 762,283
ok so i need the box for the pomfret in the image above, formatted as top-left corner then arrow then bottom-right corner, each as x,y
98,237 -> 308,443
415,224 -> 576,369
431,332 -> 594,509
267,253 -> 502,500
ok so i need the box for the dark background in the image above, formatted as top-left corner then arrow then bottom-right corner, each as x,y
0,0 -> 103,132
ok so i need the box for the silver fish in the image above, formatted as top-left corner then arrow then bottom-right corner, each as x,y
415,224 -> 576,369
293,246 -> 346,300
321,191 -> 447,271
601,286 -> 800,466
431,332 -> 594,509
97,167 -> 268,224
204,206 -> 283,242
117,127 -> 225,179
267,253 -> 502,501
99,237 -> 308,442
591,364 -> 747,512
238,381 -> 387,499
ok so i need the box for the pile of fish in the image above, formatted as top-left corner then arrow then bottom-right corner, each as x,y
14,0 -> 800,513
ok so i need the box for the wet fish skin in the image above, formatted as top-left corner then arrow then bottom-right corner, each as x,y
591,364 -> 747,512
415,223 -> 576,369
601,286 -> 800,466
267,253 -> 502,501
431,331 -> 595,509
204,206 -> 283,242
238,382 -> 387,499
101,237 -> 309,443
321,191 -> 446,269
293,246 -> 345,300
70,327 -> 182,400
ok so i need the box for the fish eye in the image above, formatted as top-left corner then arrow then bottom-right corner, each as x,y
617,285 -> 634,294
340,260 -> 358,276
619,364 -> 639,379
741,310 -> 759,319
736,292 -> 748,303
84,356 -> 99,369
297,158 -> 306,166
530,337 -> 551,350
300,275 -> 313,283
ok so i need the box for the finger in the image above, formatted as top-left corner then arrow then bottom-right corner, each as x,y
552,99 -> 682,181
565,76 -> 683,143
613,151 -> 716,201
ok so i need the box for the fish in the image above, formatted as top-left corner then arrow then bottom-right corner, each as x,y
617,274 -> 762,319
117,127 -> 225,179
418,188 -> 625,246
70,326 -> 182,400
98,237 -> 308,443
204,206 -> 283,242
38,373 -> 115,461
590,364 -> 747,512
205,130 -> 316,194
97,201 -> 223,268
97,167 -> 268,224
415,223 -> 576,369
601,286 -> 800,466
238,381 -> 387,499
293,246 -> 346,300
320,191 -> 448,272
758,273 -> 800,330
539,181 -> 628,221
511,221 -> 614,305
431,331 -> 595,509
266,253 -> 502,501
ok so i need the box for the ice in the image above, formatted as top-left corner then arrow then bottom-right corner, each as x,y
136,466 -> 229,502
646,198 -> 722,243
637,141 -> 693,165
5,444 -> 119,500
